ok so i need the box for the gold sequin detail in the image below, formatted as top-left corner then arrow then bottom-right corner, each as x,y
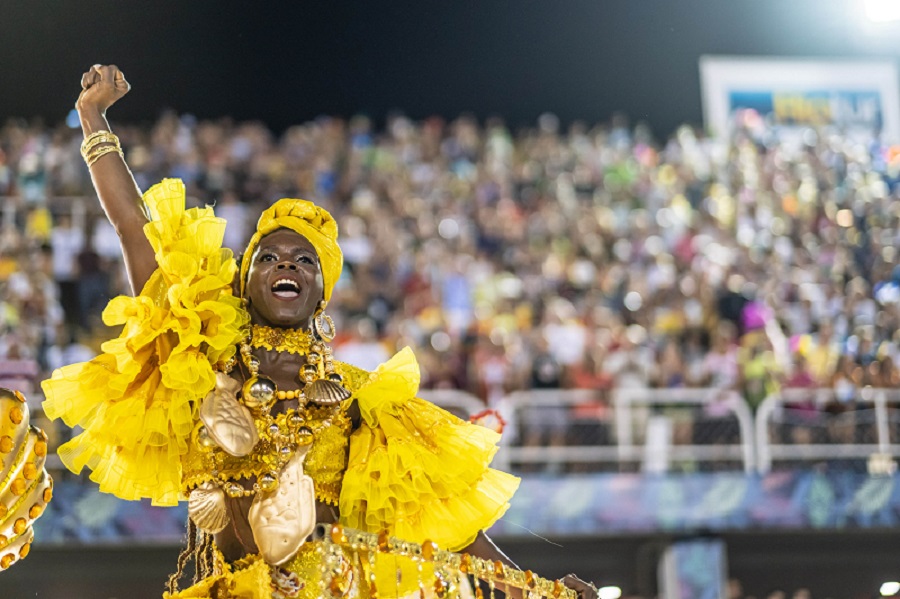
250,325 -> 313,355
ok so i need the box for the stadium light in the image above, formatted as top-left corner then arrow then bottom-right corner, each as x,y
598,586 -> 623,599
864,0 -> 900,22
880,581 -> 900,596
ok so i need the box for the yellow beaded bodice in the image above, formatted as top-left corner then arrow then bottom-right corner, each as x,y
180,360 -> 370,505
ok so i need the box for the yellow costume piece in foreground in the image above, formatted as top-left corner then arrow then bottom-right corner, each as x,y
0,388 -> 53,572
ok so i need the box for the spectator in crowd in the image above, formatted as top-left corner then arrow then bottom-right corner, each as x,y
1,106 -> 898,458
49,212 -> 84,333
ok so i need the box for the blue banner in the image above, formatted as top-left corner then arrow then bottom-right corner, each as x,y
494,469 -> 900,536
33,469 -> 900,545
729,90 -> 883,129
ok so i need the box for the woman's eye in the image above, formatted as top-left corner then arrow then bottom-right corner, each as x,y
260,253 -> 276,262
298,255 -> 314,264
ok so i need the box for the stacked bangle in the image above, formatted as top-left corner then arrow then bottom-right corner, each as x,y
80,130 -> 123,167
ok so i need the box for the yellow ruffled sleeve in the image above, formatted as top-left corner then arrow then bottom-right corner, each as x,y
340,347 -> 520,552
42,179 -> 248,506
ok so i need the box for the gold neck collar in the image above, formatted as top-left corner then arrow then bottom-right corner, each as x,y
249,325 -> 313,355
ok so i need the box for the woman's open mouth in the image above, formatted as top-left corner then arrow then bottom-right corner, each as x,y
271,278 -> 301,300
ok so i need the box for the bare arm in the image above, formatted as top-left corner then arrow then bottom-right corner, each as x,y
463,531 -> 598,599
76,64 -> 156,294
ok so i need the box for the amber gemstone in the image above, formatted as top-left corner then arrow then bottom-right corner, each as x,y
525,570 -> 536,588
13,518 -> 27,534
29,504 -> 42,519
459,553 -> 471,574
0,554 -> 14,569
377,531 -> 390,552
23,463 -> 37,481
493,560 -> 505,579
34,441 -> 47,457
0,436 -> 12,453
18,543 -> 30,559
8,406 -> 23,425
43,487 -> 53,503
421,540 -> 436,561
330,523 -> 347,545
433,575 -> 446,597
329,574 -> 350,596
10,479 -> 26,496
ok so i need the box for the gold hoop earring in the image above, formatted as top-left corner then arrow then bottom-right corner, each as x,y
313,313 -> 336,342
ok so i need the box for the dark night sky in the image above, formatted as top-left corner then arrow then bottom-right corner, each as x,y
3,0 -> 900,137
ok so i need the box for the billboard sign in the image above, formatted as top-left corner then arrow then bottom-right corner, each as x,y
700,56 -> 900,141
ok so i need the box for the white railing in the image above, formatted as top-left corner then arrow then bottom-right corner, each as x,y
616,388 -> 755,473
755,387 -> 900,473
495,387 -> 756,473
32,383 -> 900,476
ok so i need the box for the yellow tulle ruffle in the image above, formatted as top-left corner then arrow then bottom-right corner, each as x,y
42,179 -> 248,506
341,348 -> 520,552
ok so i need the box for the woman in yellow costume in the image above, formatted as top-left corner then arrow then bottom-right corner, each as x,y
42,65 -> 597,599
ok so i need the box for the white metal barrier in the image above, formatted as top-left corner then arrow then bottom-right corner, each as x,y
495,387 -> 756,473
755,387 -> 900,473
35,381 -> 900,476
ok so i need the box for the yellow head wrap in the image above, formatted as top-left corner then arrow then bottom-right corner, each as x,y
239,199 -> 343,302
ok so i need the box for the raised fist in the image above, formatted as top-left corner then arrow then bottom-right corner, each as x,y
76,64 -> 131,115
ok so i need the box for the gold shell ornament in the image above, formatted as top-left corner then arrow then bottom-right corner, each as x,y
0,388 -> 53,571
187,481 -> 229,534
304,379 -> 351,405
249,445 -> 316,565
199,372 -> 259,457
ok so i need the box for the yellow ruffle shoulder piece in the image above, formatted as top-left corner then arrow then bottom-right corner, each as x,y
42,179 -> 248,506
340,347 -> 520,552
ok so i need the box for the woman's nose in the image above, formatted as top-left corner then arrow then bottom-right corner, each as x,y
276,262 -> 298,270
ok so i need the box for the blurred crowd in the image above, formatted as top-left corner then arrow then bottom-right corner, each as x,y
1,109 -> 899,450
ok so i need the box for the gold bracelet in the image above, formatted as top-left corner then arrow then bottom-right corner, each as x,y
81,132 -> 122,161
85,144 -> 123,167
81,135 -> 119,157
80,130 -> 120,155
